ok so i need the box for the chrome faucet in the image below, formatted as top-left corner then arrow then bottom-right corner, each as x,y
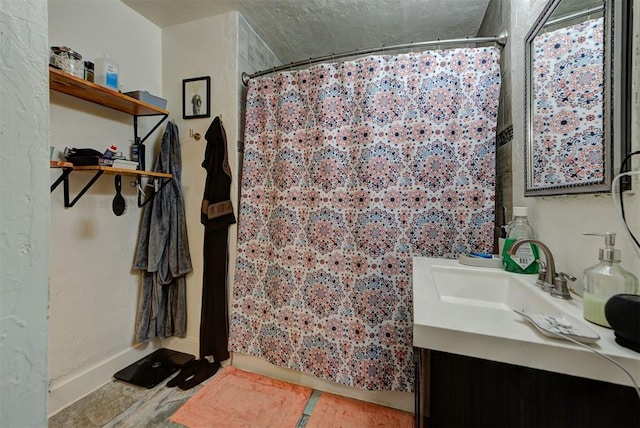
507,238 -> 574,300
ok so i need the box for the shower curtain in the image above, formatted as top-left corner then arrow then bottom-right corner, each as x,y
230,47 -> 501,392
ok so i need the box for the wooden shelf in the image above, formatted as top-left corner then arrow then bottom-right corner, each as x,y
72,165 -> 172,179
50,164 -> 173,208
49,66 -> 169,117
50,160 -> 73,168
49,66 -> 172,208
50,162 -> 173,179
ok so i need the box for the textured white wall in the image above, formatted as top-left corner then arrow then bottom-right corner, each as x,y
0,0 -> 50,425
510,0 -> 640,288
160,11 -> 240,352
48,0 -> 163,415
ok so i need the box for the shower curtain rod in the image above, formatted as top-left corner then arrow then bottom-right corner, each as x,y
543,5 -> 604,28
241,31 -> 508,85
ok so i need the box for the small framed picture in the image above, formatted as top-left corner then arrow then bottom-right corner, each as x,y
182,76 -> 210,119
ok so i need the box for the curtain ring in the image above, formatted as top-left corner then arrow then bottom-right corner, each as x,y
332,52 -> 335,64
289,62 -> 293,71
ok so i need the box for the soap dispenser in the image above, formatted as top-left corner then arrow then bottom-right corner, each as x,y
582,233 -> 639,328
502,207 -> 540,274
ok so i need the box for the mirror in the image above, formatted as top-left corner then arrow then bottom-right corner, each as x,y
525,0 -> 632,196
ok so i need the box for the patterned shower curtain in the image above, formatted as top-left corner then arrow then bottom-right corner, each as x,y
229,47 -> 501,392
531,18 -> 604,187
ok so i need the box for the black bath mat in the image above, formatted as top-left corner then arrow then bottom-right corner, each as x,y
113,348 -> 195,388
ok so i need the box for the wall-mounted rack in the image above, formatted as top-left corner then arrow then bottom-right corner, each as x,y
50,161 -> 172,208
49,66 -> 172,208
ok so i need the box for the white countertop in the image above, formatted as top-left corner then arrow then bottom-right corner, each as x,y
412,257 -> 640,387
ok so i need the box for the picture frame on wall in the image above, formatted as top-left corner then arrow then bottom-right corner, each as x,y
182,76 -> 210,119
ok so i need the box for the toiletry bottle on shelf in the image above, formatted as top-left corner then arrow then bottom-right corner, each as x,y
131,139 -> 140,163
582,233 -> 639,328
94,54 -> 119,90
103,145 -> 118,159
501,207 -> 540,274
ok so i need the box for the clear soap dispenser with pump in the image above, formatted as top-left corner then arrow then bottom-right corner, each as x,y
582,233 -> 639,328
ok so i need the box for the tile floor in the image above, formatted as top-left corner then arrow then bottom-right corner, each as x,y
48,367 -> 322,428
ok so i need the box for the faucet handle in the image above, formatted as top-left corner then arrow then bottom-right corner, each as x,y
551,272 -> 576,300
535,259 -> 553,291
558,272 -> 577,282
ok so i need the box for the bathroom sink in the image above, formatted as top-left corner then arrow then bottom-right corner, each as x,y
430,264 -> 557,312
412,257 -> 574,342
412,257 -> 640,388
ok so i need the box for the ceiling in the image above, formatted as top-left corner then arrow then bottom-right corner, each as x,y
122,0 -> 493,64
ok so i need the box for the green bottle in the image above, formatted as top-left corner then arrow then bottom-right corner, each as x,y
501,207 -> 540,274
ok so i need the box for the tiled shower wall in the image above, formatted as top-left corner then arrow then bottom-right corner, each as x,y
477,0 -> 512,248
237,14 -> 282,142
236,14 -> 281,201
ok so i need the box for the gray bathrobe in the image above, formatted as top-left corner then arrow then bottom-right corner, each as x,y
133,121 -> 192,342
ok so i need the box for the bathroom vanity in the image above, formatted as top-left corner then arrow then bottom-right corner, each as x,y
412,257 -> 640,427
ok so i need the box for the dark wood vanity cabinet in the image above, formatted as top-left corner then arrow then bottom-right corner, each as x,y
416,349 -> 639,427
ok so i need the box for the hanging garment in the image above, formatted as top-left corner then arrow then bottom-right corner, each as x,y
230,47 -> 501,392
200,116 -> 235,361
133,121 -> 192,342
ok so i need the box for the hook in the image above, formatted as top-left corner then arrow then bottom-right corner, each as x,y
289,62 -> 293,71
331,52 -> 335,64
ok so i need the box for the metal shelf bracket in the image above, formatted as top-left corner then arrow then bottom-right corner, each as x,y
137,176 -> 172,208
